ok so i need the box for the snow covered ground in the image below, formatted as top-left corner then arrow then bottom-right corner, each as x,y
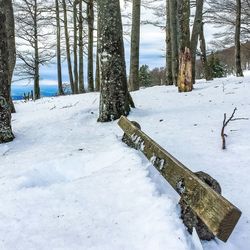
0,74 -> 250,250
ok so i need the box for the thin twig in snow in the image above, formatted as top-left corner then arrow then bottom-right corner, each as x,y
221,107 -> 249,150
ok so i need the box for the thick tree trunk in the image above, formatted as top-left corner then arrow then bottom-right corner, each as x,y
191,0 -> 204,85
169,0 -> 179,86
0,0 -> 14,143
34,0 -> 40,100
87,0 -> 94,92
199,22 -> 213,81
5,0 -> 15,112
73,1 -> 79,93
78,0 -> 85,93
62,0 -> 75,94
97,0 -> 130,122
235,0 -> 243,77
55,0 -> 64,95
166,0 -> 173,85
129,0 -> 141,91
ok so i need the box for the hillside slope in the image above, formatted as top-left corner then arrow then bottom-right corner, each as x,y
1,74 -> 250,250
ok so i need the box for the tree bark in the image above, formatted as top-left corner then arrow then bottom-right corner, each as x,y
78,0 -> 85,93
55,0 -> 64,95
235,0 -> 243,77
166,0 -> 173,85
178,0 -> 190,53
129,0 -> 141,91
73,1 -> 79,93
0,0 -> 14,143
97,0 -> 131,122
169,0 -> 179,86
62,0 -> 75,94
95,20 -> 100,92
87,0 -> 94,92
34,0 -> 40,100
5,0 -> 15,112
177,0 -> 192,92
199,22 -> 213,81
191,0 -> 204,85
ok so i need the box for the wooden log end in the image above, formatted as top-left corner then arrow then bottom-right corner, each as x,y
217,207 -> 242,242
117,116 -> 242,242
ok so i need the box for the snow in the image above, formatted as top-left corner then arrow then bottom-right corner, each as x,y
1,73 -> 250,249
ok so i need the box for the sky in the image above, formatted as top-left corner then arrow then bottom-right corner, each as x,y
13,1 -> 219,86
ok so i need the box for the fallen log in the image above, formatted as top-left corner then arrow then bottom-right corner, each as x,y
118,116 -> 241,242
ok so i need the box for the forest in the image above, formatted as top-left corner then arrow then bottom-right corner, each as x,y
0,0 -> 250,250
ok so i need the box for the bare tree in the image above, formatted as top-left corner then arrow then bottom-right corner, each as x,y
78,0 -> 85,93
95,17 -> 100,91
206,0 -> 247,76
129,0 -> 141,91
199,22 -> 213,81
62,0 -> 75,93
166,0 -> 173,85
235,0 -> 243,76
87,0 -> 94,92
190,0 -> 204,85
14,0 -> 55,100
73,0 -> 79,93
55,0 -> 64,95
169,0 -> 179,85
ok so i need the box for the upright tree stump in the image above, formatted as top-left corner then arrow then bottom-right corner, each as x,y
178,47 -> 193,92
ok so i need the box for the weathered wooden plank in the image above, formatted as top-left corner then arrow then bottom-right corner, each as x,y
118,116 -> 241,242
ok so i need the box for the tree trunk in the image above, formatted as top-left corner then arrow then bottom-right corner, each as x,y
235,0 -> 243,77
0,0 -> 14,143
5,0 -> 15,112
169,0 -> 179,86
177,0 -> 192,92
87,0 -> 94,92
95,24 -> 100,92
129,0 -> 141,91
191,0 -> 204,85
95,52 -> 100,91
199,22 -> 213,80
178,0 -> 190,53
73,1 -> 79,93
34,0 -> 40,100
62,0 -> 75,94
78,0 -> 85,93
166,0 -> 173,85
55,0 -> 64,95
97,0 -> 131,122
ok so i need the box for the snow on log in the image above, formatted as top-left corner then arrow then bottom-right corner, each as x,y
118,116 -> 241,242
